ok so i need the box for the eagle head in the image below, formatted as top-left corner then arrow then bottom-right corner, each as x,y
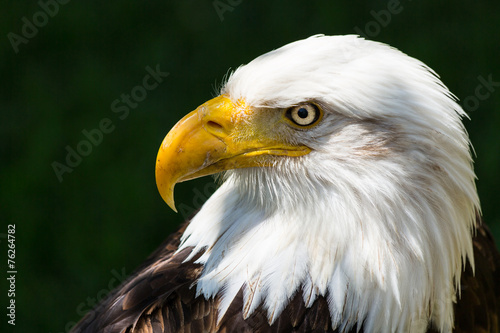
155,35 -> 479,332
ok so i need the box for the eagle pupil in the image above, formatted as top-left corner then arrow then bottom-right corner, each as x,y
297,108 -> 308,118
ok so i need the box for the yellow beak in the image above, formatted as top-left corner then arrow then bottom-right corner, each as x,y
155,95 -> 311,211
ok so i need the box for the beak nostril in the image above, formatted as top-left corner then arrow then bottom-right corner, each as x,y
206,121 -> 223,131
205,120 -> 228,138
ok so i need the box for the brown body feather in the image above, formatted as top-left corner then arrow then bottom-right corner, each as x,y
71,216 -> 500,333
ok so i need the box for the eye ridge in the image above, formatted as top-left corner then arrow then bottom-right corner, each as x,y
286,103 -> 321,127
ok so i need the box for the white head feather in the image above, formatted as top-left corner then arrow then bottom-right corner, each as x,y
177,35 -> 479,333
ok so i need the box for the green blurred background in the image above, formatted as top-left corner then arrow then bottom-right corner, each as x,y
1,1 -> 499,332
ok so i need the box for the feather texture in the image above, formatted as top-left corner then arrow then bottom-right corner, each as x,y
71,217 -> 499,333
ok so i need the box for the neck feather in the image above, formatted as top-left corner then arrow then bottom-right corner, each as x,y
178,154 -> 478,332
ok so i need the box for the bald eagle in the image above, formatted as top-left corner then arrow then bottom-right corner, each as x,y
72,35 -> 500,333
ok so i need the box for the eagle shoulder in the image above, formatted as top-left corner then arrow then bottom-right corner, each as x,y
453,217 -> 500,333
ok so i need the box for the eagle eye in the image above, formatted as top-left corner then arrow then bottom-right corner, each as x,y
285,103 -> 322,127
